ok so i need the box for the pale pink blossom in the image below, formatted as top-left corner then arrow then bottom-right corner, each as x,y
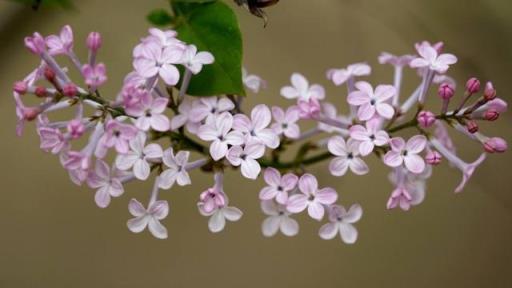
128,94 -> 170,132
386,186 -> 413,211
115,133 -> 163,180
383,136 -> 427,174
190,96 -> 234,124
319,204 -> 362,244
243,68 -> 266,93
349,119 -> 390,156
198,187 -> 227,216
197,112 -> 244,161
328,136 -> 369,176
127,198 -> 169,239
82,63 -> 107,89
261,200 -> 299,237
45,25 -> 73,55
96,119 -> 138,158
410,43 -> 457,73
347,81 -> 395,120
233,104 -> 280,149
297,98 -> 321,119
388,166 -> 432,210
198,187 -> 242,233
87,160 -> 130,208
280,73 -> 325,101
158,148 -> 191,189
24,32 -> 46,55
226,141 -> 265,179
326,63 -> 371,86
67,119 -> 86,139
38,126 -> 68,154
287,174 -> 338,220
179,44 -> 214,74
378,52 -> 415,67
259,167 -> 298,204
271,106 -> 300,139
133,41 -> 183,85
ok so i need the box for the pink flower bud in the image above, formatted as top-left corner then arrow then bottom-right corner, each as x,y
466,120 -> 478,134
417,110 -> 436,128
24,32 -> 46,55
483,81 -> 496,101
484,137 -> 507,153
13,81 -> 27,94
67,119 -> 86,139
22,107 -> 41,121
484,109 -> 500,121
438,83 -> 455,100
297,98 -> 321,119
63,84 -> 78,97
425,150 -> 442,165
86,32 -> 102,51
44,67 -> 56,82
35,86 -> 48,98
465,77 -> 480,94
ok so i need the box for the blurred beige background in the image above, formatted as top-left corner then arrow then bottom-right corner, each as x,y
1,0 -> 511,287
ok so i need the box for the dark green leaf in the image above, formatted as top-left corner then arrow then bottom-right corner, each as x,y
147,9 -> 174,26
172,1 -> 245,96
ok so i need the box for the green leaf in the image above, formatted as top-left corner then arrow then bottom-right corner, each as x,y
172,1 -> 245,96
147,9 -> 174,26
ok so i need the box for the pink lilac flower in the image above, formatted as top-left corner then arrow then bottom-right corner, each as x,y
197,181 -> 243,233
82,63 -> 107,89
158,148 -> 191,189
378,53 -> 415,67
190,96 -> 235,125
233,104 -> 280,149
115,133 -> 163,180
271,106 -> 300,139
417,110 -> 436,128
87,160 -> 130,208
297,98 -> 321,119
127,197 -> 169,239
45,25 -> 73,55
430,139 -> 486,193
484,137 -> 508,153
328,136 -> 369,176
383,135 -> 427,174
259,167 -> 298,204
67,119 -> 86,139
96,119 -> 138,158
326,63 -> 371,86
287,174 -> 338,220
86,32 -> 101,52
261,200 -> 299,237
62,123 -> 104,171
386,186 -> 413,211
387,166 -> 432,210
470,98 -> 507,120
280,73 -> 325,101
243,68 -> 266,93
226,140 -> 265,179
38,126 -> 68,154
197,112 -> 244,161
179,44 -> 214,74
133,41 -> 183,85
410,43 -> 457,73
347,81 -> 395,120
24,32 -> 46,55
349,119 -> 390,156
128,94 -> 170,132
319,204 -> 362,244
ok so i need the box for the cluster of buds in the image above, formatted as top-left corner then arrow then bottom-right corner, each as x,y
13,26 -> 507,244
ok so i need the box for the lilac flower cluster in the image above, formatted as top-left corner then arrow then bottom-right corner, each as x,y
13,26 -> 508,244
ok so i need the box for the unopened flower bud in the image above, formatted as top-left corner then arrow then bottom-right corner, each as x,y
23,107 -> 41,121
425,150 -> 442,165
63,84 -> 78,97
438,83 -> 455,100
465,77 -> 480,94
87,32 -> 102,51
67,119 -> 86,139
484,137 -> 507,153
483,81 -> 496,101
13,81 -> 27,94
484,109 -> 500,121
466,120 -> 479,134
44,67 -> 56,82
24,32 -> 45,55
417,110 -> 436,128
35,86 -> 48,98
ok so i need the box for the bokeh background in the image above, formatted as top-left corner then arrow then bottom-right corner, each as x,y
1,0 -> 511,287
